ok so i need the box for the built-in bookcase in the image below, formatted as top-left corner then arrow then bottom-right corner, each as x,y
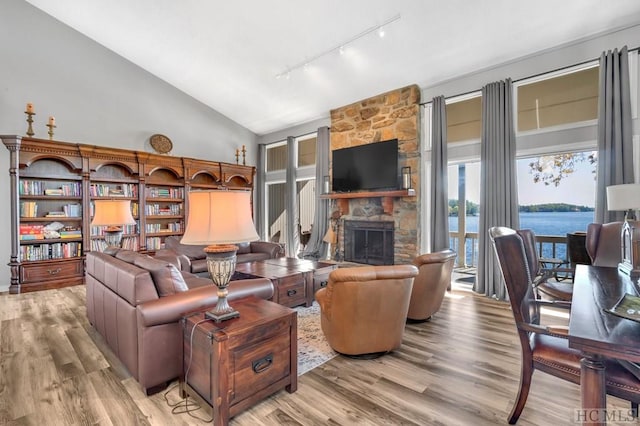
2,136 -> 255,293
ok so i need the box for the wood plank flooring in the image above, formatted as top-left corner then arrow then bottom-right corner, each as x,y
0,283 -> 635,425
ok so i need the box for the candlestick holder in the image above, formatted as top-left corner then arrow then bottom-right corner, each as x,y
242,146 -> 246,165
235,149 -> 240,164
46,123 -> 56,141
24,111 -> 35,137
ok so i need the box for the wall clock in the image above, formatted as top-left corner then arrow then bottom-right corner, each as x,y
149,134 -> 173,154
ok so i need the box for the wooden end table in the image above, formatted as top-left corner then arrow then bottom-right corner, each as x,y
180,297 -> 297,426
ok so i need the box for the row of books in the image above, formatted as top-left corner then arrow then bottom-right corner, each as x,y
146,237 -> 165,250
90,237 -> 139,252
20,202 -> 82,218
145,222 -> 183,233
90,183 -> 138,198
19,181 -> 81,197
20,224 -> 45,240
20,242 -> 82,261
20,201 -> 38,218
146,187 -> 184,198
145,204 -> 183,215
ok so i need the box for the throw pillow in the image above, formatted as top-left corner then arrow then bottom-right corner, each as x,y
134,256 -> 189,296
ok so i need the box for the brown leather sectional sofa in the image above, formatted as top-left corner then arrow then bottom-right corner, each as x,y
157,235 -> 284,275
85,248 -> 274,394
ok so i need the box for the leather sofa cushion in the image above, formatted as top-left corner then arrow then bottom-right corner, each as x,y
236,242 -> 251,254
116,249 -> 146,264
165,236 -> 207,260
133,256 -> 189,296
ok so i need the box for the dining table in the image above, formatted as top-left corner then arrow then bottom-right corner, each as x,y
568,264 -> 640,425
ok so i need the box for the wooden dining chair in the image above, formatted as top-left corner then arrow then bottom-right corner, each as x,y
489,226 -> 640,424
516,229 -> 573,301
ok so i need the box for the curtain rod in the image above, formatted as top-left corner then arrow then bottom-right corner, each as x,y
419,45 -> 639,106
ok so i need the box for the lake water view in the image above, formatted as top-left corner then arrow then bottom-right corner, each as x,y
449,211 -> 595,265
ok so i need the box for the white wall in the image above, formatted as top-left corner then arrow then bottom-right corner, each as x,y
0,0 -> 258,292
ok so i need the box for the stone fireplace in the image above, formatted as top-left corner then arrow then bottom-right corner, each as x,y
330,85 -> 420,265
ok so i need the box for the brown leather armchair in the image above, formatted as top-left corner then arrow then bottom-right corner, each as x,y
490,226 -> 640,424
586,221 -> 623,267
407,249 -> 456,321
315,265 -> 418,357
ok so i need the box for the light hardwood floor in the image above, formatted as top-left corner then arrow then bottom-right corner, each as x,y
0,281 -> 635,425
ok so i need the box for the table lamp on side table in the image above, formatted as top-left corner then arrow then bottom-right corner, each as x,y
180,190 -> 259,322
91,199 -> 136,250
606,183 -> 640,277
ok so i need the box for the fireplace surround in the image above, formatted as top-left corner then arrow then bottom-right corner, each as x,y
343,220 -> 394,265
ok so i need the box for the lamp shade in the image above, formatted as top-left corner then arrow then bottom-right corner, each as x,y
181,190 -> 259,245
606,184 -> 640,211
91,199 -> 136,227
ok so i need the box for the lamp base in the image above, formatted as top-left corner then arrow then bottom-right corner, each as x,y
204,244 -> 239,322
205,309 -> 240,322
103,227 -> 123,250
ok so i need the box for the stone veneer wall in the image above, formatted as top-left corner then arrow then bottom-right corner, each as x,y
330,85 -> 420,264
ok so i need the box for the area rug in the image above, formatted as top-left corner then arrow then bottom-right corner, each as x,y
295,301 -> 337,375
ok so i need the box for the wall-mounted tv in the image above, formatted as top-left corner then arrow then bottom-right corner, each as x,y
332,139 -> 398,192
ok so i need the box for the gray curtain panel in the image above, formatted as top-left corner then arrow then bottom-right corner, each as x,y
474,79 -> 519,300
595,46 -> 634,223
430,96 -> 450,252
256,144 -> 267,239
301,126 -> 330,260
285,136 -> 299,257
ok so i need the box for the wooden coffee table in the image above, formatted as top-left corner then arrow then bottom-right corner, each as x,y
180,297 -> 297,426
235,258 -> 336,307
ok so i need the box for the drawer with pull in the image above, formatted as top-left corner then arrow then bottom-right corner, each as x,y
20,259 -> 84,284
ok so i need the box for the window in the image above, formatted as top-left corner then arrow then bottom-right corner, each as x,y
517,65 -> 599,132
266,142 -> 287,172
297,135 -> 317,167
446,96 -> 481,143
267,182 -> 286,243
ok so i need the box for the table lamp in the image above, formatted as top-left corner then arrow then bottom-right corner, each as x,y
606,183 -> 640,277
181,190 -> 259,322
91,199 -> 136,249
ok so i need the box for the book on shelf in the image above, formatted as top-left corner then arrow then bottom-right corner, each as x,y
20,201 -> 38,218
19,234 -> 45,240
45,212 -> 67,217
20,224 -> 45,234
44,188 -> 64,196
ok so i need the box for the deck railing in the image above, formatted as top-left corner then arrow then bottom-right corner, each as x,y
450,231 -> 568,268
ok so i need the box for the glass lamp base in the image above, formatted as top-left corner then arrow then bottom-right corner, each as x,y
204,244 -> 239,322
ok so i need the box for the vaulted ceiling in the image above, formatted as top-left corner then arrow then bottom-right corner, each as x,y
24,0 -> 640,135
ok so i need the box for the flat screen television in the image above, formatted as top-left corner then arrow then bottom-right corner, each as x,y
332,139 -> 398,192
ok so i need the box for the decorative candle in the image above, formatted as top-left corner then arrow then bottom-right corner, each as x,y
48,116 -> 56,126
26,103 -> 34,114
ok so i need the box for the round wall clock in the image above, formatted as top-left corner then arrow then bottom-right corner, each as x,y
150,134 -> 173,154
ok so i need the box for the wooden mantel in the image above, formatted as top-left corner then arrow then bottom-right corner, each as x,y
319,189 -> 416,215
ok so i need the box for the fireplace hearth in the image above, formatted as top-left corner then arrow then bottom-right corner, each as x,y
343,220 -> 394,265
